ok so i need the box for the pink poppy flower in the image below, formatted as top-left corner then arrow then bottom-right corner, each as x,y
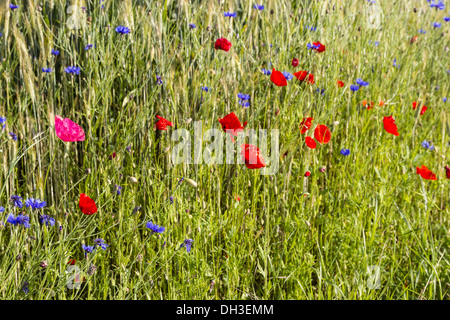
55,115 -> 85,142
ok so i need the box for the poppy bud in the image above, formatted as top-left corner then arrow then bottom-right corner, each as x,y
128,176 -> 138,184
185,178 -> 197,188
305,171 -> 311,177
319,166 -> 327,173
291,58 -> 299,67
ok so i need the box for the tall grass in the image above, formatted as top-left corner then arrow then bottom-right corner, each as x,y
0,0 -> 448,299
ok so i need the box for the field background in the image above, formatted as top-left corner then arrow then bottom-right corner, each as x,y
0,0 -> 449,299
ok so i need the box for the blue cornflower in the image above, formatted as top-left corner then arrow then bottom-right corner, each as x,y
238,93 -> 250,107
64,66 -> 81,75
433,22 -> 442,28
201,86 -> 210,92
282,71 -> 293,81
39,214 -> 55,226
115,26 -> 130,34
82,244 -> 95,254
10,195 -> 23,208
444,17 -> 450,22
146,221 -> 165,234
374,41 -> 380,46
305,25 -> 317,31
0,206 -> 4,213
51,49 -> 60,56
443,97 -> 447,102
350,85 -> 360,92
126,145 -> 132,152
253,4 -> 264,10
237,93 -> 250,100
429,0 -> 445,10
418,29 -> 426,34
22,281 -> 29,294
223,12 -> 237,18
393,59 -> 399,68
156,75 -> 163,85
262,68 -> 271,75
42,68 -> 52,73
239,100 -> 250,107
115,185 -> 122,195
84,44 -> 94,50
7,213 -> 30,228
25,198 -> 47,210
169,196 -> 174,204
422,140 -> 434,150
10,4 -> 19,10
340,148 -> 350,156
307,43 -> 320,50
356,79 -> 369,87
0,116 -> 6,130
315,88 -> 325,95
180,239 -> 193,253
9,132 -> 18,141
189,23 -> 196,29
93,238 -> 109,250
367,0 -> 375,3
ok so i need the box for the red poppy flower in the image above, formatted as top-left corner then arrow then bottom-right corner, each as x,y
292,58 -> 299,67
109,152 -> 116,160
79,193 -> 97,215
304,171 -> 311,177
313,41 -> 325,52
416,165 -> 437,180
294,71 -> 314,84
383,115 -> 399,136
420,106 -> 427,115
337,80 -> 344,87
412,101 -> 417,110
410,36 -> 418,44
314,125 -> 331,144
67,259 -> 77,265
305,136 -> 317,149
294,71 -> 308,81
445,165 -> 450,179
214,38 -> 232,52
240,144 -> 266,169
155,115 -> 173,131
299,117 -> 314,134
234,195 -> 241,201
218,112 -> 247,143
379,100 -> 385,106
270,68 -> 287,86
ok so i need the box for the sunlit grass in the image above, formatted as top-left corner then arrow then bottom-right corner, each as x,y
0,0 -> 448,299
